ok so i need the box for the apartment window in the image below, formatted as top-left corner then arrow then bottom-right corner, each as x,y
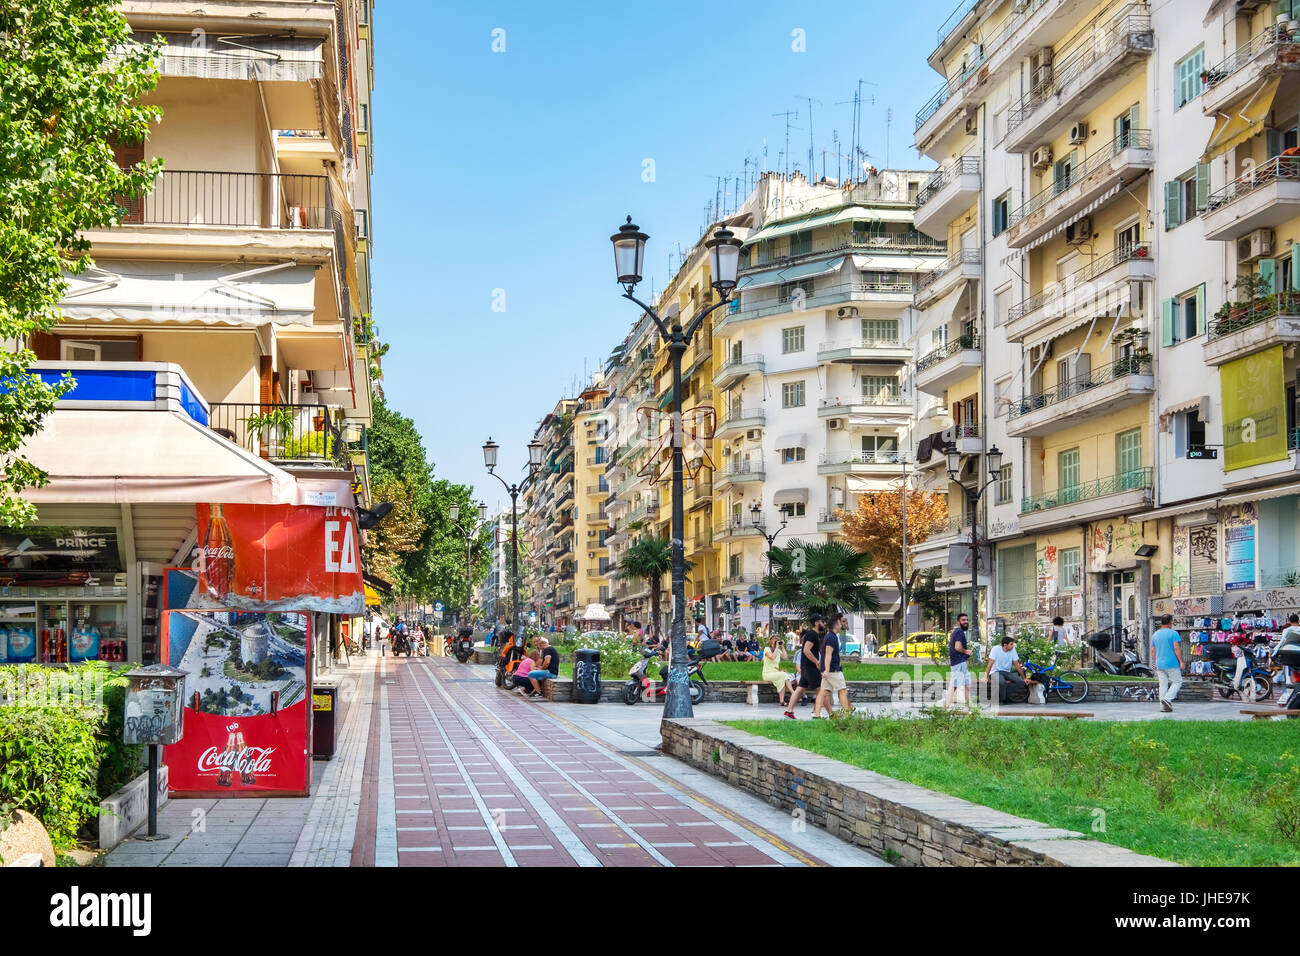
1115,220 -> 1141,257
599,586 -> 609,603
862,318 -> 899,344
359,103 -> 370,132
1160,284 -> 1206,345
779,279 -> 814,303
782,381 -> 806,408
1175,409 -> 1207,458
781,502 -> 808,518
997,463 -> 1013,504
1052,150 -> 1077,194
862,374 -> 899,403
788,230 -> 812,256
1165,165 -> 1209,229
1059,448 -> 1081,502
780,447 -> 806,463
1117,429 -> 1143,485
594,446 -> 607,464
782,326 -> 805,353
997,542 -> 1037,611
907,181 -> 920,204
1114,104 -> 1138,148
991,191 -> 1010,236
598,530 -> 609,546
1175,47 -> 1205,109
598,557 -> 610,573
861,434 -> 899,461
1059,548 -> 1082,593
729,553 -> 742,577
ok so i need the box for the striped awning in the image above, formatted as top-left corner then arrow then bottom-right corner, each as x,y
134,33 -> 326,83
1021,185 -> 1122,253
1204,76 -> 1282,162
773,488 -> 809,505
736,256 -> 845,291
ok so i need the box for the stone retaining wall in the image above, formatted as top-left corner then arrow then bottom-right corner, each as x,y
661,718 -> 1176,867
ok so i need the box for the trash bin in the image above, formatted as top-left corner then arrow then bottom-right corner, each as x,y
572,648 -> 602,704
312,682 -> 337,759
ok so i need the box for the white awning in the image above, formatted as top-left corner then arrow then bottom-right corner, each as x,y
912,281 -> 972,342
137,33 -> 326,83
61,260 -> 317,326
1162,395 -> 1210,422
737,256 -> 845,291
847,476 -> 897,493
851,254 -> 939,272
773,488 -> 810,505
1021,184 -> 1123,253
1220,482 -> 1300,508
774,433 -> 808,449
1132,496 -> 1222,521
1024,309 -> 1110,352
745,204 -> 915,246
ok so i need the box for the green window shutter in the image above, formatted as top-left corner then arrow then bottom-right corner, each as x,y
1196,164 -> 1211,212
1165,180 -> 1182,229
1268,128 -> 1284,161
1292,242 -> 1300,289
1161,297 -> 1176,346
1261,258 -> 1278,293
1196,284 -> 1206,336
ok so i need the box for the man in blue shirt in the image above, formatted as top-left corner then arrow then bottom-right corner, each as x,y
943,614 -> 973,709
1150,613 -> 1185,712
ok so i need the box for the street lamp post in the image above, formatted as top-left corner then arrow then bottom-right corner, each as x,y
750,503 -> 788,631
610,216 -> 743,719
945,445 -> 1003,653
449,501 -> 489,627
483,438 -> 545,638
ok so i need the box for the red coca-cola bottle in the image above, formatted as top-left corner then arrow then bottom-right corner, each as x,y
40,629 -> 50,663
56,627 -> 66,663
235,730 -> 256,786
217,730 -> 238,787
197,504 -> 235,602
270,690 -> 279,715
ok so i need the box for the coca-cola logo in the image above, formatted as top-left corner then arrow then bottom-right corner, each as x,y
197,545 -> 235,559
197,746 -> 276,774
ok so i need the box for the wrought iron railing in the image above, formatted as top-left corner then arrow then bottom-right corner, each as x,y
117,170 -> 330,229
719,457 -> 764,480
818,508 -> 843,524
820,391 -> 909,408
1006,242 -> 1151,323
1009,353 -> 1152,420
818,336 -> 904,352
818,450 -> 908,466
915,249 -> 981,296
1206,154 -> 1300,213
917,156 -> 981,208
720,407 -> 765,427
1207,289 -> 1300,341
715,355 -> 765,378
744,234 -> 946,273
917,334 -> 981,371
1020,467 -> 1153,513
1203,25 -> 1300,91
936,0 -> 980,45
209,403 -> 351,468
1008,131 -> 1152,228
723,573 -> 762,587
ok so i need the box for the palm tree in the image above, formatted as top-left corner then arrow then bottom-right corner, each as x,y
753,539 -> 879,619
615,536 -> 693,638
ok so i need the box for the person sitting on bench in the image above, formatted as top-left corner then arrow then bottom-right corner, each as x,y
526,636 -> 561,700
985,634 -> 1031,704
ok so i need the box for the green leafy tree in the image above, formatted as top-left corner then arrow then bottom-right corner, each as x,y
909,567 -> 949,630
0,2 -> 162,525
753,540 -> 880,619
616,536 -> 692,638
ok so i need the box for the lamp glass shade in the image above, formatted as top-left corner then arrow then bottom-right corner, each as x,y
945,450 -> 962,476
750,503 -> 762,527
707,227 -> 743,291
482,438 -> 499,470
527,439 -> 545,469
478,503 -> 488,523
449,503 -> 460,522
986,445 -> 1003,479
611,217 -> 648,286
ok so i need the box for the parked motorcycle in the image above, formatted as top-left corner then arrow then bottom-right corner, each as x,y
452,626 -> 475,664
1205,640 -> 1273,701
623,647 -> 707,705
1086,629 -> 1154,678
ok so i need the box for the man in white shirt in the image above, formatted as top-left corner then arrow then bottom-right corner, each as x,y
985,635 -> 1029,703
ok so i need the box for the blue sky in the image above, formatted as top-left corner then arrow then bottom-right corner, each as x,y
371,0 -> 950,511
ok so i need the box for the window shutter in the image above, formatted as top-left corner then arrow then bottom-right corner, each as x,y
1261,258 -> 1278,294
1196,164 -> 1211,212
1268,128 -> 1284,161
1292,242 -> 1300,290
1165,180 -> 1182,229
1196,283 -> 1207,336
1161,298 -> 1176,347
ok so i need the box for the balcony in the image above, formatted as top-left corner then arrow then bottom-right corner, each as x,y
208,402 -> 353,470
816,337 -> 911,365
716,407 -> 766,439
723,273 -> 935,329
914,157 -> 982,239
1203,155 -> 1300,242
1003,243 -> 1154,343
1006,354 -> 1153,438
915,335 -> 982,396
1204,291 -> 1300,366
817,508 -> 844,533
1201,25 -> 1300,118
1019,468 -> 1153,532
1004,7 -> 1154,153
915,425 -> 984,469
1005,131 -> 1153,248
715,457 -> 765,490
687,477 -> 714,510
818,393 -> 912,420
914,249 -> 982,310
722,573 -> 762,591
713,518 -> 764,543
817,451 -> 910,476
713,355 -> 765,389
585,483 -> 608,496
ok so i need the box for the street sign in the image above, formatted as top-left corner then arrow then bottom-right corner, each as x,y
1187,447 -> 1218,460
434,601 -> 444,612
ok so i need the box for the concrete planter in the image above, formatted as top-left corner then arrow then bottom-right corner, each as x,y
98,764 -> 169,851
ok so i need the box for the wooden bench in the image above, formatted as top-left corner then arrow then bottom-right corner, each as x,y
996,710 -> 1093,719
1240,708 -> 1300,719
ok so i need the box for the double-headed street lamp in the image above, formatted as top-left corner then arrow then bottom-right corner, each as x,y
945,444 -> 1002,649
483,437 -> 545,637
610,216 -> 743,719
749,503 -> 788,630
449,500 -> 489,627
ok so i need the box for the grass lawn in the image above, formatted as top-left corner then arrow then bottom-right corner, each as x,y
557,659 -> 1144,682
729,714 -> 1300,866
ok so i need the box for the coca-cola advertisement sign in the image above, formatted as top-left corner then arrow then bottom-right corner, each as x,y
165,708 -> 308,795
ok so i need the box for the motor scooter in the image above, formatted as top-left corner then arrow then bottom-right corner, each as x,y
452,626 -> 475,664
1206,639 -> 1273,700
623,647 -> 706,705
1086,628 -> 1153,678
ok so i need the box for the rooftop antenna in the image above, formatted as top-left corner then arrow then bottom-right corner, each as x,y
837,80 -> 877,179
772,110 -> 799,178
886,107 -> 894,168
833,129 -> 840,183
801,97 -> 822,181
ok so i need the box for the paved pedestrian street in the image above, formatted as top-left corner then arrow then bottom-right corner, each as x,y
107,653 -> 882,867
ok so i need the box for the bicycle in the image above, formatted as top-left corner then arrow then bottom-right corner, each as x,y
1022,657 -> 1090,703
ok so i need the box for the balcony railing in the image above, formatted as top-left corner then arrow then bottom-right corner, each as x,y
817,336 -> 903,351
117,170 -> 330,229
745,234 -> 946,274
1007,353 -> 1152,420
936,0 -> 980,46
917,334 -> 981,371
1205,155 -> 1300,213
821,391 -> 909,408
724,573 -> 762,587
1203,25 -> 1300,92
715,355 -> 765,378
1008,131 -> 1152,228
1020,468 -> 1153,513
720,457 -> 764,479
721,407 -> 765,427
917,156 -> 981,208
209,403 -> 351,468
915,249 -> 981,295
1208,289 -> 1300,341
818,450 -> 908,466
1006,242 -> 1151,323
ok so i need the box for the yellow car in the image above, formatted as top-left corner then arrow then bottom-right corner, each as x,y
877,632 -> 948,659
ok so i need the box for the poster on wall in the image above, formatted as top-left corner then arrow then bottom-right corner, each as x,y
1221,346 -> 1287,472
162,570 -> 311,796
1224,523 -> 1257,591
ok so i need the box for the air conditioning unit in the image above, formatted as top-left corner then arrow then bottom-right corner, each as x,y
828,419 -> 843,430
1031,146 -> 1053,169
1238,228 -> 1274,263
746,429 -> 762,441
965,114 -> 978,136
1031,64 -> 1054,89
837,306 -> 859,318
1069,120 -> 1089,144
1065,216 -> 1092,245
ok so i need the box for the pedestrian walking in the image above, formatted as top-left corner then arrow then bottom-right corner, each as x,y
814,612 -> 854,717
942,613 -> 973,709
1150,613 -> 1184,712
783,616 -> 827,719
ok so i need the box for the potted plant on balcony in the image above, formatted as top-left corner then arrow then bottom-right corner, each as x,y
240,407 -> 296,457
